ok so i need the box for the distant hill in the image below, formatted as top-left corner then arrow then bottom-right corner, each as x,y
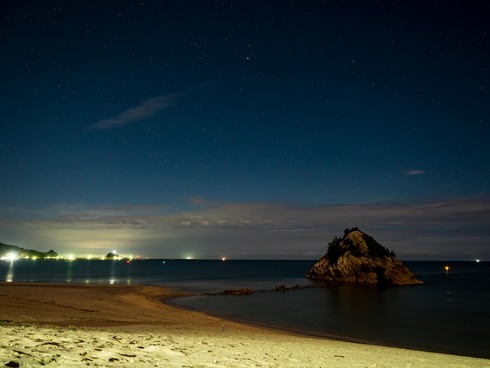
0,242 -> 58,259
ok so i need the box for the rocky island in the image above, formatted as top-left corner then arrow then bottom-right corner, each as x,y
307,228 -> 422,286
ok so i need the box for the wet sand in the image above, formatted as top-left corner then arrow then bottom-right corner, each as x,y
0,283 -> 488,367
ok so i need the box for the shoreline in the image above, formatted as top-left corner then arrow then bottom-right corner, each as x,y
0,283 -> 489,367
165,296 -> 379,345
166,296 -> 489,360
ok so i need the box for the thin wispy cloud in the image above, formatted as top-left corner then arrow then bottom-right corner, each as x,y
405,169 -> 426,176
89,93 -> 184,130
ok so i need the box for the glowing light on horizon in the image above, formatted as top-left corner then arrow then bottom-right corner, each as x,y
222,257 -> 226,261
1,252 -> 18,262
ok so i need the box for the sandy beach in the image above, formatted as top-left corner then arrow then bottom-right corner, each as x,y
0,283 -> 488,367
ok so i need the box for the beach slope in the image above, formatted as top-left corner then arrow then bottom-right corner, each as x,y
0,283 -> 488,367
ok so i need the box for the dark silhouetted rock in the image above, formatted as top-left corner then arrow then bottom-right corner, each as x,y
104,252 -> 119,260
204,288 -> 254,296
274,284 -> 305,292
306,228 -> 422,286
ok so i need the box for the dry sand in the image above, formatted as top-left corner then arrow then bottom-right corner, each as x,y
0,283 -> 488,367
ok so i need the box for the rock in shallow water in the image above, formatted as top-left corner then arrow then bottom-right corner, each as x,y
306,228 -> 422,286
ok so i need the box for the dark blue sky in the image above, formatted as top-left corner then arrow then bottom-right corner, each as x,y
1,1 -> 489,259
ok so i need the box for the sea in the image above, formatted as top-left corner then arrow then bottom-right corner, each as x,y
1,258 -> 489,359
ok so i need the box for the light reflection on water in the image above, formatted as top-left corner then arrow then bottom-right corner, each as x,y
0,259 -> 140,285
0,259 -> 311,290
110,260 -> 116,283
65,261 -> 72,283
5,260 -> 14,282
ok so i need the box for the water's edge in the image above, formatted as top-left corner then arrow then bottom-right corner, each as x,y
165,291 -> 486,360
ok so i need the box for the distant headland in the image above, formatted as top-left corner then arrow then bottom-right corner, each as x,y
0,242 -> 142,262
0,242 -> 58,260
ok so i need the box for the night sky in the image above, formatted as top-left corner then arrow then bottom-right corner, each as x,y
1,0 -> 489,260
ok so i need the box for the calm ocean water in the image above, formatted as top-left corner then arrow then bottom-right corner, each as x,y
1,259 -> 489,359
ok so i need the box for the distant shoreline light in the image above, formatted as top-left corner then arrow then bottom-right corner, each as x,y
0,252 -> 18,261
0,253 -> 146,262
